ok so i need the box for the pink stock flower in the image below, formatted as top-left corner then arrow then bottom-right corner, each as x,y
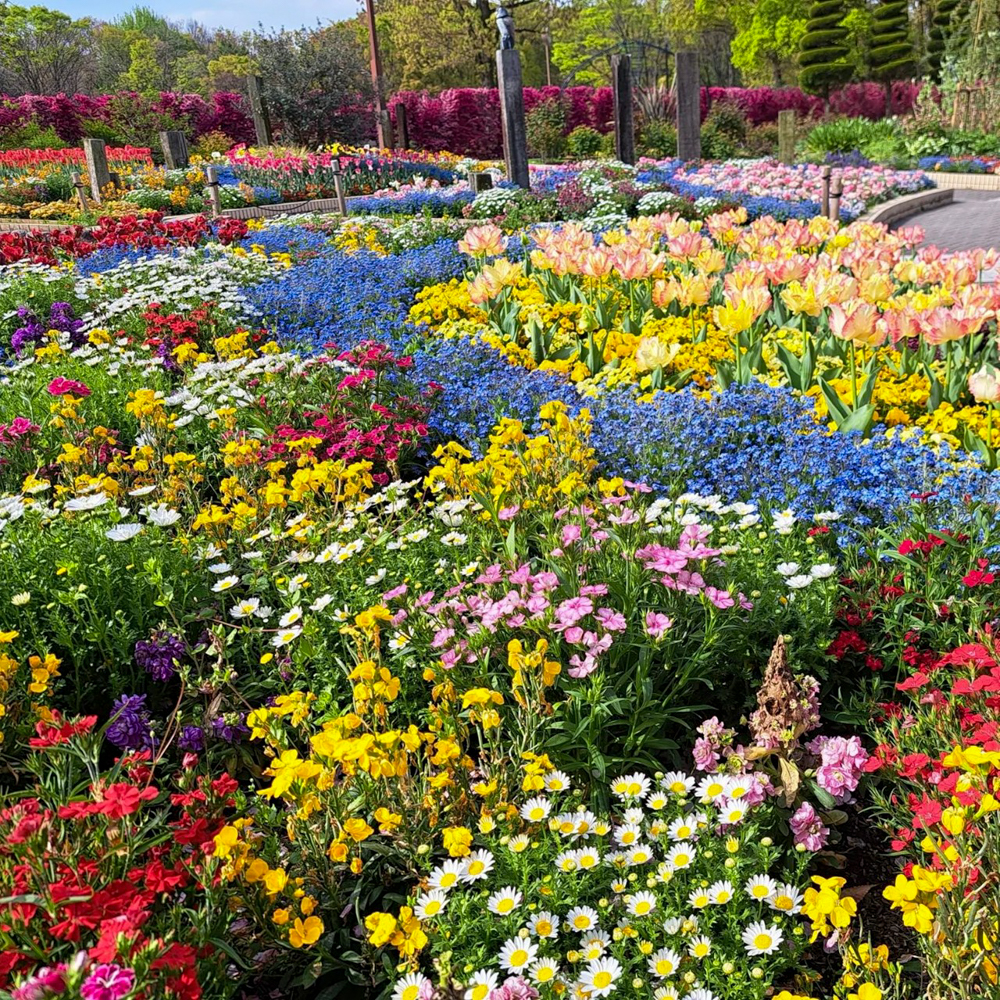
789,801 -> 829,852
12,966 -> 67,1000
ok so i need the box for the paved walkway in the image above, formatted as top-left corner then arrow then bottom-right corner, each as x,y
892,189 -> 1000,253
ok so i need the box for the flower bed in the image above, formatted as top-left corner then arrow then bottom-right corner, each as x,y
0,208 -> 998,1000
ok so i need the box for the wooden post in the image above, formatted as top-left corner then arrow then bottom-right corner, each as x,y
70,171 -> 88,213
611,53 -> 635,165
246,76 -> 273,146
364,0 -> 390,148
82,138 -> 111,204
108,171 -> 121,193
829,171 -> 843,222
675,51 -> 701,161
777,109 -> 796,164
204,165 -> 222,217
821,164 -> 832,218
159,130 -> 189,169
471,171 -> 494,194
332,159 -> 348,215
497,48 -> 530,189
394,104 -> 409,150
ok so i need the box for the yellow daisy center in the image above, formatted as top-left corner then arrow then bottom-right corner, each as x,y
402,987 -> 419,1000
511,949 -> 528,967
753,933 -> 772,950
593,972 -> 612,989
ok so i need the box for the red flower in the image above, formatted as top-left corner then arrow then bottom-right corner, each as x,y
962,569 -> 995,588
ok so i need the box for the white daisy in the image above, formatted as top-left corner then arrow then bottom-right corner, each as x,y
574,846 -> 601,870
626,891 -> 657,917
208,562 -> 233,574
688,935 -> 712,959
708,880 -> 734,905
610,773 -> 650,800
718,799 -> 747,825
768,883 -> 805,915
614,822 -> 642,846
742,920 -> 784,956
566,905 -> 599,932
545,770 -> 572,792
667,815 -> 697,841
627,843 -> 655,866
776,561 -> 800,576
694,775 -> 727,803
530,910 -> 558,939
645,790 -> 669,810
271,627 -> 302,647
441,531 -> 467,546
520,796 -> 551,824
230,598 -> 261,619
528,957 -> 560,986
647,947 -> 681,979
414,889 -> 448,920
665,843 -> 695,871
578,957 -> 621,998
554,850 -> 578,872
464,970 -> 498,1000
498,936 -> 538,973
508,834 -> 530,854
392,972 -> 430,1000
461,849 -> 495,883
279,606 -> 303,628
687,886 -> 710,909
365,568 -> 386,586
310,594 -> 334,612
687,990 -> 717,1000
660,771 -> 695,796
212,575 -> 240,592
487,886 -> 522,916
653,986 -> 680,1000
745,874 -> 778,901
428,859 -> 463,891
811,562 -> 837,579
787,574 -> 813,590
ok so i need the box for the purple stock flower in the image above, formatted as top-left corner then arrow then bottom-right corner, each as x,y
134,630 -> 186,681
211,714 -> 249,744
106,694 -> 155,751
178,725 -> 206,753
808,734 -> 869,805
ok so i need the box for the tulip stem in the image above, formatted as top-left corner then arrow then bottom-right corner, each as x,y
849,340 -> 858,409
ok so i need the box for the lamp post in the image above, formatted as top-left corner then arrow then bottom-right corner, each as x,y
364,0 -> 390,148
542,26 -> 552,87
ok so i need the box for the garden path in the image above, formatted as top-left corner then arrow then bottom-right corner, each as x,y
892,188 -> 1000,255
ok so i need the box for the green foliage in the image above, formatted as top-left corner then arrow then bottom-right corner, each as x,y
104,93 -> 189,154
727,0 -> 810,86
802,115 -> 901,156
798,0 -> 854,95
637,118 -> 677,157
193,130 -> 237,157
526,97 -> 568,161
869,0 -> 915,82
0,119 -> 66,151
566,125 -> 605,158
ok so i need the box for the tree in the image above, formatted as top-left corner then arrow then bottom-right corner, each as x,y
0,5 -> 95,94
797,0 -> 853,96
725,0 -> 810,85
928,0 -> 959,76
869,0 -> 915,94
248,23 -> 372,145
118,36 -> 167,95
208,53 -> 259,92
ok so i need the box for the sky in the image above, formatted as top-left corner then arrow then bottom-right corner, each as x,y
50,0 -> 359,31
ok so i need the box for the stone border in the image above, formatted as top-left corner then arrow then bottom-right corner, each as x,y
922,171 -> 1000,191
861,187 -> 954,226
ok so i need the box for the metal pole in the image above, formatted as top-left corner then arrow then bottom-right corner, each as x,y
364,0 -> 390,148
543,27 -> 552,88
